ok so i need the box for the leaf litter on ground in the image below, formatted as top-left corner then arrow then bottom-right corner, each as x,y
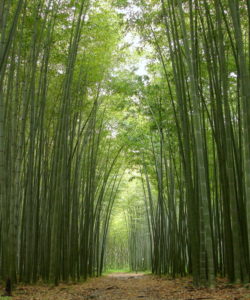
1,273 -> 250,300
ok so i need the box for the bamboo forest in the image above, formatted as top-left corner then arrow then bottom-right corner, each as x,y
1,0 -> 250,299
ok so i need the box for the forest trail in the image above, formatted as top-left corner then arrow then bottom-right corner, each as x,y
9,273 -> 250,300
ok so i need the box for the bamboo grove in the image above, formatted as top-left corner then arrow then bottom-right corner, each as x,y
1,0 -> 250,289
104,175 -> 151,272
0,0 -> 123,284
131,0 -> 250,287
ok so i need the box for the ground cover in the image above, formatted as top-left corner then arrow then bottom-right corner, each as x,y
1,273 -> 250,300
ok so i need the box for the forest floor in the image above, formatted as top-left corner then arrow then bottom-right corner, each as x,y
1,273 -> 250,300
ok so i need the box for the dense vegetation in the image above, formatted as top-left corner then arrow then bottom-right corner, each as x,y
0,0 -> 250,289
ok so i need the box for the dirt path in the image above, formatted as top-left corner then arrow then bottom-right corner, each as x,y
6,273 -> 250,300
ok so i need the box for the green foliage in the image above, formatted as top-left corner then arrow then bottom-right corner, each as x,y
105,171 -> 152,272
1,0 -> 250,289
